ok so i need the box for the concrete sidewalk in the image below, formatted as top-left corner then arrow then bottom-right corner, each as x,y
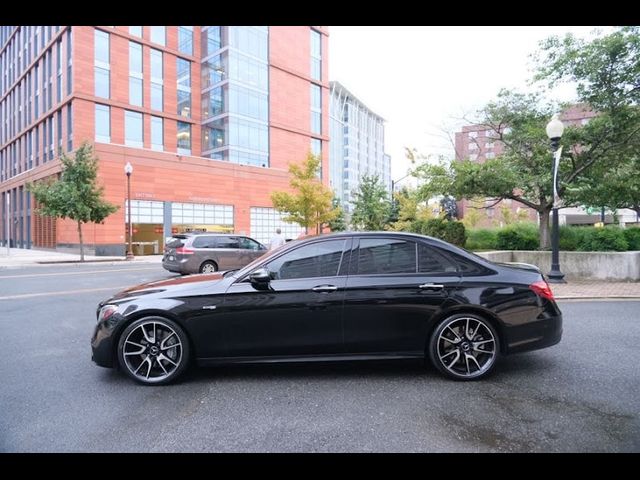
550,280 -> 640,300
0,247 -> 161,269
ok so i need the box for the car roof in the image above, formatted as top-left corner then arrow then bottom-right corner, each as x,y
174,232 -> 245,237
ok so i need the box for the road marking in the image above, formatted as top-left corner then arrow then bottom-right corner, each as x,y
0,286 -> 129,301
0,267 -> 160,279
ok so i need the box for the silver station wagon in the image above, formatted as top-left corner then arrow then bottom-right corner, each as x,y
162,233 -> 268,274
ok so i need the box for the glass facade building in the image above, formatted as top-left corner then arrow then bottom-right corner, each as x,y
329,81 -> 391,214
201,26 -> 270,168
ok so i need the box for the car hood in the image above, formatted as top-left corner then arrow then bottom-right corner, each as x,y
494,261 -> 542,274
104,272 -> 227,304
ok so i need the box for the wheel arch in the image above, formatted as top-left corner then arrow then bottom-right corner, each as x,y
427,305 -> 507,355
112,309 -> 197,369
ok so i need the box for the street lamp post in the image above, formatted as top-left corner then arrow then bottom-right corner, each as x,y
124,162 -> 134,261
545,114 -> 565,283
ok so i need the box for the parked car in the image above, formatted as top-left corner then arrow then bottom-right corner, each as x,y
162,233 -> 267,274
92,231 -> 562,385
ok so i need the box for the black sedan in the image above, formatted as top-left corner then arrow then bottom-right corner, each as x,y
91,232 -> 562,385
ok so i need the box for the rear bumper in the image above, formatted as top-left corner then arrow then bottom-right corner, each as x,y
504,311 -> 563,355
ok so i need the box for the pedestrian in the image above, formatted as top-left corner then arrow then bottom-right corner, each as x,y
268,228 -> 285,250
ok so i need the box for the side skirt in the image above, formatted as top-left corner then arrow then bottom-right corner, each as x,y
197,352 -> 424,367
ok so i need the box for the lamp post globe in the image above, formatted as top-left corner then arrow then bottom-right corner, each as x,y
546,114 -> 565,283
125,162 -> 134,261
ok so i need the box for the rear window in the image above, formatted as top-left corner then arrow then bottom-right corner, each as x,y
166,236 -> 187,248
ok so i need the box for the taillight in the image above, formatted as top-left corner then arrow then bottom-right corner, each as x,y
175,246 -> 194,255
530,280 -> 555,301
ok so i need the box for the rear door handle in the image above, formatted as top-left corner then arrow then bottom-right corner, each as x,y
312,285 -> 338,293
419,283 -> 444,290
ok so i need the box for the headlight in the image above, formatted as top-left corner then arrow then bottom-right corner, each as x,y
98,305 -> 118,323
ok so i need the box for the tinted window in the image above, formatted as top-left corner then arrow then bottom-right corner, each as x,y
266,240 -> 346,280
166,236 -> 186,248
418,244 -> 458,275
449,251 -> 490,276
238,237 -> 260,250
192,236 -> 215,248
357,238 -> 416,275
216,236 -> 240,249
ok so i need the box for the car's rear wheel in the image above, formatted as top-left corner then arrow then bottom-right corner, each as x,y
117,316 -> 190,385
199,261 -> 218,274
428,313 -> 499,380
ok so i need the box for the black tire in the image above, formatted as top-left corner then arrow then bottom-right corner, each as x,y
428,313 -> 500,381
117,316 -> 190,385
199,261 -> 218,274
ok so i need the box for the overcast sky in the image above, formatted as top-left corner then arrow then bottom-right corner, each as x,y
328,26 -> 609,183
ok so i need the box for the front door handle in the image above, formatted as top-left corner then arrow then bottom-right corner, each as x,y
312,285 -> 338,293
419,283 -> 444,290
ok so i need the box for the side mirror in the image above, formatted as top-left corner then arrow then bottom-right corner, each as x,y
249,267 -> 271,290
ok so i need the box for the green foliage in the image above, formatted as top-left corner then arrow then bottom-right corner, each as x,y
623,227 -> 640,250
327,197 -> 347,232
495,223 -> 539,250
465,229 -> 499,250
558,226 -> 587,251
415,218 -> 467,247
578,227 -> 628,252
350,174 -> 392,231
26,142 -> 119,261
271,152 -> 340,234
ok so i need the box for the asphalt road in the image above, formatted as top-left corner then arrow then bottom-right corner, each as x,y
0,263 -> 638,452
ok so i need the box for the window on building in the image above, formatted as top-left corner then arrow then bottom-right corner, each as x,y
125,110 -> 143,148
468,131 -> 478,138
151,116 -> 163,151
150,26 -> 165,46
150,49 -> 163,111
177,58 -> 191,118
129,41 -> 143,107
66,28 -> 72,96
67,102 -> 72,151
310,83 -> 321,135
56,40 -> 62,103
178,26 -> 193,55
94,30 -> 110,99
57,109 -> 62,149
177,121 -> 191,155
310,29 -> 321,81
129,26 -> 142,37
95,104 -> 110,143
202,26 -> 221,57
47,115 -> 53,160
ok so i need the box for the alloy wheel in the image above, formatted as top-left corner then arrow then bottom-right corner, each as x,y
121,320 -> 183,384
435,316 -> 497,379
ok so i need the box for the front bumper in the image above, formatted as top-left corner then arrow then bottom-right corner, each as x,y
91,315 -> 121,368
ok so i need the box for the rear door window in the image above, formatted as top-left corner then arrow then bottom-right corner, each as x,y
355,238 -> 417,275
193,236 -> 215,248
215,236 -> 241,249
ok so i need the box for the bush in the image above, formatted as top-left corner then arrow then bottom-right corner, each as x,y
623,227 -> 640,250
495,223 -> 539,250
466,229 -> 499,250
578,227 -> 628,251
559,226 -> 588,251
416,218 -> 467,247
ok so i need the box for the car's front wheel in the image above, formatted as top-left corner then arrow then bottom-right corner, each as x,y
117,316 -> 190,385
428,313 -> 499,380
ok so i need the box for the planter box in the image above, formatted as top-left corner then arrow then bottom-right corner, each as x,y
476,250 -> 640,281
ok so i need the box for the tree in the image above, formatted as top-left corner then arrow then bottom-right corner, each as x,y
535,26 -> 640,218
414,27 -> 640,249
387,187 -> 435,232
271,153 -> 340,235
27,142 -> 119,261
327,197 -> 347,232
350,174 -> 391,231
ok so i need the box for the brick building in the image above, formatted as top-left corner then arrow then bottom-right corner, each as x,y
454,105 -> 597,227
0,26 -> 329,255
